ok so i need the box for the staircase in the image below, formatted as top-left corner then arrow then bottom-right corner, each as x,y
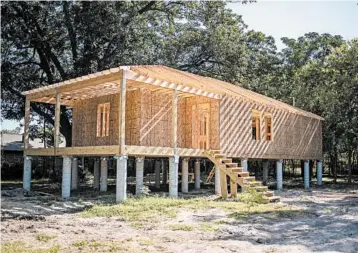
204,150 -> 280,203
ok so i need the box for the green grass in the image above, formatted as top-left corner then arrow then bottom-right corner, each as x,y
168,224 -> 194,231
80,195 -> 307,223
35,233 -> 57,243
1,241 -> 60,253
198,222 -> 220,232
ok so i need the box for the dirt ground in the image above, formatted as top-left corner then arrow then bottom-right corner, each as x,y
1,180 -> 358,253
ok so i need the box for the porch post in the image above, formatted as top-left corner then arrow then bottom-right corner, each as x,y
93,159 -> 100,190
304,160 -> 310,189
263,160 -> 269,185
215,166 -> 221,194
54,93 -> 61,149
71,157 -> 78,190
169,88 -> 179,197
181,158 -> 189,193
115,155 -> 128,202
241,159 -> 248,172
155,160 -> 161,189
62,156 -> 72,199
276,160 -> 283,191
100,157 -> 108,192
24,97 -> 30,150
135,157 -> 144,195
195,159 -> 201,190
317,160 -> 323,186
23,156 -> 32,192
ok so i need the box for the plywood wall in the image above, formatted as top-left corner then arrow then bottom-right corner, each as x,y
72,91 -> 140,146
219,94 -> 323,160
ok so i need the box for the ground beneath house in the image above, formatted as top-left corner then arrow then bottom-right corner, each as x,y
1,180 -> 358,253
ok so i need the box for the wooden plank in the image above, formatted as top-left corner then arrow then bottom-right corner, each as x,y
230,179 -> 237,197
119,70 -> 126,155
54,93 -> 61,150
220,169 -> 228,198
24,97 -> 31,150
172,88 -> 178,155
24,146 -> 120,156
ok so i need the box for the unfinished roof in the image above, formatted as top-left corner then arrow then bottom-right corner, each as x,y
22,65 -> 323,120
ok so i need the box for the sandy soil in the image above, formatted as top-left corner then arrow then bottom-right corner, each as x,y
1,183 -> 358,253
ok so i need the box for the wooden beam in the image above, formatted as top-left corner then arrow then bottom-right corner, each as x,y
172,88 -> 178,156
54,93 -> 61,150
24,97 -> 31,150
119,70 -> 126,155
24,146 -> 120,156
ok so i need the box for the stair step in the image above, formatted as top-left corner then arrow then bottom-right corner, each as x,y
247,181 -> 262,187
264,196 -> 281,203
263,191 -> 274,197
238,172 -> 249,177
252,186 -> 268,192
220,158 -> 232,163
210,150 -> 222,154
227,167 -> 243,173
243,176 -> 256,181
225,163 -> 238,168
214,154 -> 226,158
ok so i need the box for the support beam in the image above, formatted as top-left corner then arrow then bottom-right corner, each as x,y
115,156 -> 128,202
304,160 -> 310,189
220,169 -> 228,198
54,93 -> 61,149
24,97 -> 30,150
194,159 -> 201,190
169,155 -> 179,197
119,70 -> 127,155
317,160 -> 323,186
155,160 -> 161,189
263,161 -> 269,186
93,159 -> 100,190
172,88 -> 178,155
215,166 -> 221,195
23,156 -> 32,192
135,157 -> 144,196
100,157 -> 108,192
276,160 -> 283,191
62,156 -> 72,199
71,158 -> 78,190
181,158 -> 189,193
241,159 -> 248,172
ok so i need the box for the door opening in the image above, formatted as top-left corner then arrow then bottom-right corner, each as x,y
192,103 -> 210,149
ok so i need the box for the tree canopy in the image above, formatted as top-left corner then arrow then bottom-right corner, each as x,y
1,1 -> 357,170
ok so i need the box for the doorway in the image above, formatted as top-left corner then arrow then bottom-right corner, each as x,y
192,103 -> 210,149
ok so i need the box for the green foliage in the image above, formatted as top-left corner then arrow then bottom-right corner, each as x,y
238,188 -> 268,212
35,233 -> 57,243
1,241 -> 60,253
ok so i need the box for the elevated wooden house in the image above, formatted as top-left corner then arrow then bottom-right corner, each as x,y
22,65 -> 323,201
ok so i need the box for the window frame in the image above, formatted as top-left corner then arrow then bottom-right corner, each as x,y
264,113 -> 273,141
96,102 -> 110,137
251,110 -> 261,141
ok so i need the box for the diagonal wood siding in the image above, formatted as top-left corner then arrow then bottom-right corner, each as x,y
219,94 -> 323,160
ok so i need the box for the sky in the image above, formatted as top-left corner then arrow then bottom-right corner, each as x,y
1,1 -> 357,132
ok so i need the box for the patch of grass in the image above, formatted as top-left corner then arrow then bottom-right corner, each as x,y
198,222 -> 220,232
35,233 -> 57,243
138,239 -> 155,246
2,241 -> 60,253
80,195 -> 305,224
168,224 -> 194,231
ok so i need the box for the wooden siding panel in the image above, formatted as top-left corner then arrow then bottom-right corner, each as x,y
219,94 -> 323,160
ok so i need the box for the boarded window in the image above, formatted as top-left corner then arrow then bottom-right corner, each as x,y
97,103 -> 110,137
265,115 -> 272,141
251,110 -> 261,140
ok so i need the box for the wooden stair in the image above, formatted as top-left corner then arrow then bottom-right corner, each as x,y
204,150 -> 280,203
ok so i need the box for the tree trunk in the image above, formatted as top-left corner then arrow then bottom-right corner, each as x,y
348,150 -> 352,184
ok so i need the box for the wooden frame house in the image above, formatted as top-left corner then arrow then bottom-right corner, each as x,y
22,65 -> 324,201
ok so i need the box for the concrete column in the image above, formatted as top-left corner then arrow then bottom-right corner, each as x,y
155,160 -> 161,189
181,158 -> 189,193
71,158 -> 78,190
93,159 -> 100,190
23,156 -> 32,192
195,159 -> 201,190
62,156 -> 72,199
215,166 -> 221,195
135,157 -> 144,196
276,160 -> 283,191
317,160 -> 323,186
115,156 -> 128,203
304,160 -> 310,189
162,160 -> 167,185
169,155 -> 179,197
263,161 -> 269,185
241,159 -> 248,172
100,157 -> 108,192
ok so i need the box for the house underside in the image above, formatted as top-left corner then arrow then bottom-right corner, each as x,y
21,65 -> 324,201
